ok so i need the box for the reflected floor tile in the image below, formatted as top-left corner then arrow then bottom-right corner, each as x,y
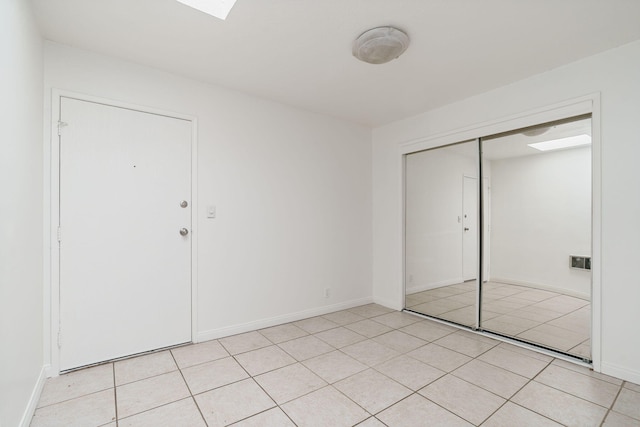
377,394 -> 472,427
517,324 -> 586,351
482,402 -> 562,427
532,295 -> 589,313
37,363 -> 114,408
282,386 -> 369,427
31,389 -> 115,427
419,374 -> 505,425
195,379 -> 275,427
510,305 -> 564,322
437,306 -> 476,325
118,398 -> 206,427
512,381 -> 607,426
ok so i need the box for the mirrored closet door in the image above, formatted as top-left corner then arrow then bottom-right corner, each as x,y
404,140 -> 480,328
404,115 -> 592,361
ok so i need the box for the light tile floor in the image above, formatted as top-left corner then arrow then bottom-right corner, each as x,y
31,304 -> 639,427
406,281 -> 591,359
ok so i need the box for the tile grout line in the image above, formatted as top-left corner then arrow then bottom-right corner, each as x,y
112,363 -> 119,427
598,382 -> 625,427
169,348 -> 209,427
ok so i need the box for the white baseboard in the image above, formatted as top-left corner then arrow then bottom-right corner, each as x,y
489,277 -> 590,300
406,277 -> 465,295
19,365 -> 48,427
197,297 -> 373,342
601,361 -> 640,385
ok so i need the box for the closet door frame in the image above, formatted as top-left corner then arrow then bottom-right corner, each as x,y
400,93 -> 601,370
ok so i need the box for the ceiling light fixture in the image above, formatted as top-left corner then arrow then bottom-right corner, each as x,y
175,0 -> 237,20
528,134 -> 591,151
352,26 -> 410,64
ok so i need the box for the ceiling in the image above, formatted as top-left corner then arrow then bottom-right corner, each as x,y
31,0 -> 640,127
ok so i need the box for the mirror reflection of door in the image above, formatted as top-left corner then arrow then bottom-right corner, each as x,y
481,116 -> 592,360
404,115 -> 592,361
462,176 -> 477,281
404,140 -> 479,328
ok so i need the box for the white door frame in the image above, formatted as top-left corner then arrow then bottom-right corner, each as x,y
46,89 -> 199,376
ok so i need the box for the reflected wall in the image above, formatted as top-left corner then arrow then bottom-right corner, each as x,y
404,140 -> 478,327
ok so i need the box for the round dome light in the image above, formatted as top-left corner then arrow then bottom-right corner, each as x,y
352,26 -> 410,64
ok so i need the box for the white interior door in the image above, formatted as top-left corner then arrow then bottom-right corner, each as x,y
463,176 -> 478,280
59,97 -> 192,371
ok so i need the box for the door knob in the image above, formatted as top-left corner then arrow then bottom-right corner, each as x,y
180,200 -> 188,208
179,228 -> 189,236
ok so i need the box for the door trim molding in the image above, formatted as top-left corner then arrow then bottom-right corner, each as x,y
45,89 -> 199,375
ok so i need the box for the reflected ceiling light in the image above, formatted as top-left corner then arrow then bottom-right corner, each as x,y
528,134 -> 591,151
175,0 -> 237,20
352,26 -> 410,64
522,126 -> 551,137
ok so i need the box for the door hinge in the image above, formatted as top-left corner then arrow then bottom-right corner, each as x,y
57,121 -> 68,136
57,226 -> 62,242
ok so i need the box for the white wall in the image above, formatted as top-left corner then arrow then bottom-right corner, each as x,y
0,1 -> 44,426
489,147 -> 591,297
405,145 -> 476,292
43,42 -> 372,350
372,40 -> 640,383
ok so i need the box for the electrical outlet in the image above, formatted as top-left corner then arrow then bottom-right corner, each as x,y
324,288 -> 330,298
